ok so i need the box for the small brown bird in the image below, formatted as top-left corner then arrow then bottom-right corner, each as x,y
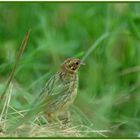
8,58 -> 84,132
35,58 -> 84,124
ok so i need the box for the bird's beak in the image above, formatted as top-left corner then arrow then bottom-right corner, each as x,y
80,61 -> 85,65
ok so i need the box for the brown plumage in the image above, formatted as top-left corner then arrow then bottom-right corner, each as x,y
36,58 -> 84,123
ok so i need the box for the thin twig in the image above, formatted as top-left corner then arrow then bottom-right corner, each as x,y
8,105 -> 24,117
3,84 -> 13,130
7,109 -> 29,116
118,65 -> 140,76
0,30 -> 30,105
0,84 -> 12,123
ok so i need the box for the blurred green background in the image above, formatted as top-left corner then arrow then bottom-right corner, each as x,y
0,2 -> 140,137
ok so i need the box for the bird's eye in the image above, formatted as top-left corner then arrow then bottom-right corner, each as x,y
75,62 -> 79,65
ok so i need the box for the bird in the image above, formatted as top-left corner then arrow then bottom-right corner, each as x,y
35,57 -> 85,124
8,58 -> 84,132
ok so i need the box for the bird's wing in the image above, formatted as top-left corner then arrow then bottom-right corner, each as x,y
33,72 -> 70,107
39,73 -> 78,112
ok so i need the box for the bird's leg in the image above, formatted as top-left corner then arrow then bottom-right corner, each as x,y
45,113 -> 61,126
58,110 -> 71,128
45,112 -> 54,124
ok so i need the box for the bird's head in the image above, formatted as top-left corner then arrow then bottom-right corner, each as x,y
61,58 -> 85,74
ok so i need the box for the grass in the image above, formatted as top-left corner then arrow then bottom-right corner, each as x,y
0,2 -> 140,137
